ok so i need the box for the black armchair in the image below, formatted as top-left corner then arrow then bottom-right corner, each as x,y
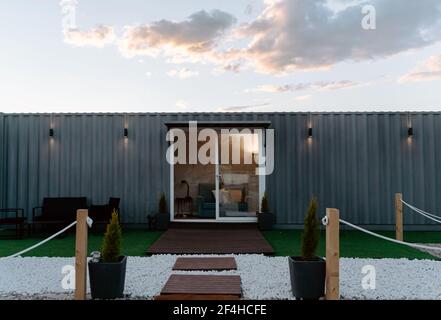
89,197 -> 121,227
32,197 -> 88,234
197,183 -> 216,218
0,208 -> 26,239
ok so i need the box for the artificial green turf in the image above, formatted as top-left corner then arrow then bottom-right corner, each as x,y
0,229 -> 439,259
0,230 -> 163,257
263,230 -> 440,260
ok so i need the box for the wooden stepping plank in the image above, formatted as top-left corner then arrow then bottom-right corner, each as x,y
173,257 -> 237,271
161,275 -> 241,296
147,227 -> 274,255
155,294 -> 240,300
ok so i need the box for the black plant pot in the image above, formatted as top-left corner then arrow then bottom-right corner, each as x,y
88,256 -> 127,299
288,256 -> 326,300
156,212 -> 169,230
257,212 -> 274,230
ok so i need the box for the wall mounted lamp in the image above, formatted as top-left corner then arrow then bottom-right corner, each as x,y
124,128 -> 128,137
49,128 -> 54,137
407,113 -> 413,138
307,113 -> 313,139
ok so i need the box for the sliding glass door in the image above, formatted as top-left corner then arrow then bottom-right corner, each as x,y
217,132 -> 261,220
171,127 -> 216,220
169,126 -> 265,222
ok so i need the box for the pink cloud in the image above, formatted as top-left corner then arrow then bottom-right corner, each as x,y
119,10 -> 236,60
64,25 -> 115,47
400,55 -> 441,83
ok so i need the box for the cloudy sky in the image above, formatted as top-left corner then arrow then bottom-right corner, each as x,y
1,0 -> 441,113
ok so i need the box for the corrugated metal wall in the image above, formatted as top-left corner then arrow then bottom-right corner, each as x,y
0,113 -> 5,209
1,112 -> 440,226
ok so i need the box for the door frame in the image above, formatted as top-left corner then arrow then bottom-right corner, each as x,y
169,126 -> 266,223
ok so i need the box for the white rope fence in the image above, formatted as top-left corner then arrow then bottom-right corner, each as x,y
401,199 -> 441,224
3,217 -> 93,259
337,218 -> 441,252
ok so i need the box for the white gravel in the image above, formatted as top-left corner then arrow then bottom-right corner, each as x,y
1,255 -> 441,300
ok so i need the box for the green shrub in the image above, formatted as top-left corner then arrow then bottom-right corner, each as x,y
101,209 -> 122,263
159,193 -> 168,214
260,192 -> 270,213
301,197 -> 320,260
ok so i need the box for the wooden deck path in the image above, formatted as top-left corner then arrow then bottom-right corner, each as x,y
160,275 -> 242,296
172,257 -> 237,271
147,225 -> 274,255
155,294 -> 240,300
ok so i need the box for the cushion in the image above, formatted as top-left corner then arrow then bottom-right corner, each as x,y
42,197 -> 88,221
219,189 -> 233,205
229,189 -> 242,203
199,183 -> 216,202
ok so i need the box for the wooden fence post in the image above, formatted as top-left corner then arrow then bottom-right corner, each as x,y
395,193 -> 403,241
325,208 -> 340,300
74,209 -> 88,300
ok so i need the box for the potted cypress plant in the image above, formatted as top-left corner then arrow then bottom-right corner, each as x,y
88,210 -> 127,299
257,192 -> 274,230
288,197 -> 325,300
155,193 -> 169,230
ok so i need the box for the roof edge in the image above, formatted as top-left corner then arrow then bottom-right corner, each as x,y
2,111 -> 441,116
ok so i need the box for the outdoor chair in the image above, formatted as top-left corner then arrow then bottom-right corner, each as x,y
197,183 -> 216,218
0,208 -> 26,239
89,197 -> 120,231
32,197 -> 88,234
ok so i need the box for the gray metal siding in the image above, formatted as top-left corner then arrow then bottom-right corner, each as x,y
1,112 -> 440,226
0,113 -> 5,208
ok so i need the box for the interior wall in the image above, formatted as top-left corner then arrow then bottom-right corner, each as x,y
0,113 -> 5,208
174,163 -> 216,204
